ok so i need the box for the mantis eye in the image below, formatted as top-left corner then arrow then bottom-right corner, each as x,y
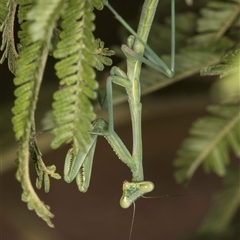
138,181 -> 154,192
120,196 -> 132,209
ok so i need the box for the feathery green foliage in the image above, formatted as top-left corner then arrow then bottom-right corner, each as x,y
173,6 -> 239,234
26,0 -> 67,42
0,0 -> 18,73
204,49 -> 240,104
91,0 -> 104,10
51,0 -> 98,155
93,38 -> 115,71
174,48 -> 240,183
2,0 -> 110,227
11,0 -> 68,227
29,133 -> 61,193
189,0 -> 239,46
172,5 -> 239,230
174,104 -> 240,182
201,49 -> 240,78
199,167 -> 240,236
0,0 -> 8,25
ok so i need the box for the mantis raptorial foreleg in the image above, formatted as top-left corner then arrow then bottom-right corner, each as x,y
64,134 -> 98,192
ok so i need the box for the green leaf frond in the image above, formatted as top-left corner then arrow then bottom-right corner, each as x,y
12,0 -> 65,227
188,0 -> 239,50
93,38 -> 115,71
12,0 -> 64,140
51,0 -> 98,154
90,0 -> 105,10
201,49 -> 240,104
199,167 -> 240,235
174,105 -> 240,183
26,0 -> 67,43
29,134 -> 61,193
15,142 -> 55,227
0,0 -> 18,73
0,0 -> 8,26
201,48 -> 240,78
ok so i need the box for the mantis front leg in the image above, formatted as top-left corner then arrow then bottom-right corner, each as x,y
64,132 -> 98,192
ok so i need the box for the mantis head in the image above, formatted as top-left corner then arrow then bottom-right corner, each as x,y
120,180 -> 154,208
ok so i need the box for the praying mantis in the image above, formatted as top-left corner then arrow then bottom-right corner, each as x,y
64,0 -> 175,209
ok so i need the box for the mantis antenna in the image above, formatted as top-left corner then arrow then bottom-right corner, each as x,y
127,191 -> 196,240
129,202 -> 136,240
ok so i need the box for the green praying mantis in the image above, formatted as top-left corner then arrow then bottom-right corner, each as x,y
64,0 -> 175,209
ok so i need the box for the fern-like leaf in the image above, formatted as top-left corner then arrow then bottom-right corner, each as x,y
0,0 -> 8,26
204,49 -> 240,104
27,0 -> 67,43
51,0 -> 98,154
90,0 -> 105,10
12,0 -> 66,227
199,167 -> 240,235
12,0 -> 66,139
201,49 -> 240,78
188,0 -> 239,47
0,0 -> 18,73
30,133 -> 61,193
174,105 -> 240,183
93,38 -> 115,71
